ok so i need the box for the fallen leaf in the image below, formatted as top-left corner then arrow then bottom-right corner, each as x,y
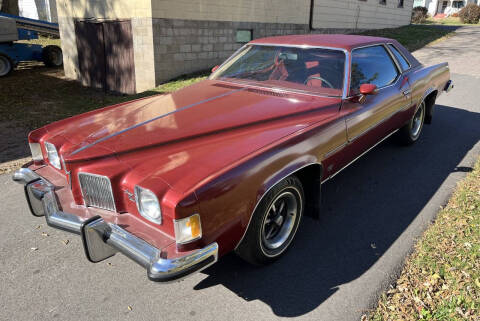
62,240 -> 69,245
475,279 -> 480,288
30,247 -> 38,251
127,306 -> 133,311
35,225 -> 42,229
41,232 -> 49,237
371,243 -> 377,249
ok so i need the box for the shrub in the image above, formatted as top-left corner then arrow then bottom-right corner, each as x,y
412,6 -> 429,23
459,3 -> 480,24
451,12 -> 459,18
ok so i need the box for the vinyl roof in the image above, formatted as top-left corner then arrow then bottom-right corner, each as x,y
249,34 -> 391,51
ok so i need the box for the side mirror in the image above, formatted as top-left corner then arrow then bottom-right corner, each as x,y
211,65 -> 219,73
359,84 -> 377,95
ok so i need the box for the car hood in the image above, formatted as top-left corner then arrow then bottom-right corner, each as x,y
43,80 -> 341,191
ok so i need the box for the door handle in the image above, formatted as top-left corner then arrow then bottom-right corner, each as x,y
402,89 -> 412,96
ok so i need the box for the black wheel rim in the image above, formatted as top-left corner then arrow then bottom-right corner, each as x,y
260,186 -> 302,256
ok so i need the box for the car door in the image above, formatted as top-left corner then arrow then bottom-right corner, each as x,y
340,44 -> 411,160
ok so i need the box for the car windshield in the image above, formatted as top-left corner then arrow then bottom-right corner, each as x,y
210,45 -> 346,97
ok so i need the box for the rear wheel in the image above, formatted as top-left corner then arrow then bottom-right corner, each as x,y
396,100 -> 426,145
0,54 -> 12,77
235,176 -> 304,265
42,45 -> 63,67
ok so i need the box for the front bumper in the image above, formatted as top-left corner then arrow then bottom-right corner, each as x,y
13,167 -> 218,282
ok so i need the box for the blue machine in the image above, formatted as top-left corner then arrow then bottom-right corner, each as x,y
0,12 -> 62,76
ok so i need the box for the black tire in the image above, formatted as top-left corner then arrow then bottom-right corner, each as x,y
0,54 -> 13,77
235,176 -> 304,265
396,100 -> 426,146
42,45 -> 63,67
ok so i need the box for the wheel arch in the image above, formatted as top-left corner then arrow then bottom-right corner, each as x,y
423,89 -> 438,124
234,161 -> 323,250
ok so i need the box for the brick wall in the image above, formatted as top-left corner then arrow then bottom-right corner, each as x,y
152,18 -> 309,83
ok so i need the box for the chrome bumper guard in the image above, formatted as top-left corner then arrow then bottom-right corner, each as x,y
444,80 -> 454,93
12,168 -> 218,282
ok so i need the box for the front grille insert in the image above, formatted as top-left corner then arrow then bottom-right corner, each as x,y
78,173 -> 116,212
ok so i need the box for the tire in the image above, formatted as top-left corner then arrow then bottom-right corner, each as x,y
42,45 -> 63,67
396,100 -> 426,145
0,54 -> 12,77
235,176 -> 304,265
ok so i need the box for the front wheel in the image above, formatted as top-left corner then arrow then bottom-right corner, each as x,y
235,176 -> 304,265
396,100 -> 426,145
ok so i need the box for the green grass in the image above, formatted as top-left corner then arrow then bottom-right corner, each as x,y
355,24 -> 457,51
369,159 -> 480,320
424,16 -> 480,26
0,64 -> 208,130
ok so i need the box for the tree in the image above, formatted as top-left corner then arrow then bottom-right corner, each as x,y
1,0 -> 19,16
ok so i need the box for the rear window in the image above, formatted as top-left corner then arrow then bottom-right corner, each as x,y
388,44 -> 411,71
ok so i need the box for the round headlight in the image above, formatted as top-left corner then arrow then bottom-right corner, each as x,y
135,186 -> 161,224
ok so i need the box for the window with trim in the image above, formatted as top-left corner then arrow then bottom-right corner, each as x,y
379,0 -> 387,5
398,0 -> 404,7
236,30 -> 253,43
388,44 -> 410,71
350,45 -> 399,94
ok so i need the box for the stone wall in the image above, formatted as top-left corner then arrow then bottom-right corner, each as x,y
152,18 -> 309,84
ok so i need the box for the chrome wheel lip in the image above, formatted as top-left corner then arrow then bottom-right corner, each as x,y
0,56 -> 11,76
259,186 -> 302,257
410,102 -> 425,139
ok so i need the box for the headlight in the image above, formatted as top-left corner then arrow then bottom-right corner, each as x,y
44,142 -> 61,169
174,214 -> 202,244
135,186 -> 162,224
29,143 -> 43,161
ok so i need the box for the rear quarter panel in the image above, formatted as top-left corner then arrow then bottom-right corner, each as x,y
408,62 -> 450,106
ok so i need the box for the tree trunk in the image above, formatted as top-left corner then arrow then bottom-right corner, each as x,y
1,0 -> 19,16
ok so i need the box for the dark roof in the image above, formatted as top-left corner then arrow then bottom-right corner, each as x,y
249,34 -> 391,50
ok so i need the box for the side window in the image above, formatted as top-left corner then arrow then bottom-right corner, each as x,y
388,44 -> 410,71
350,45 -> 399,94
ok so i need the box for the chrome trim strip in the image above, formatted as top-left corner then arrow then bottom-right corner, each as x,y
234,162 -> 321,251
12,168 -> 219,283
70,88 -> 247,156
386,42 -> 412,71
324,142 -> 347,158
211,43 -> 350,100
323,129 -> 399,183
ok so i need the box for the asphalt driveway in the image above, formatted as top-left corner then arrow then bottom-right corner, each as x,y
1,26 -> 479,321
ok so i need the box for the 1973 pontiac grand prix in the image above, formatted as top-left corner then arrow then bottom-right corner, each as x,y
13,34 -> 453,282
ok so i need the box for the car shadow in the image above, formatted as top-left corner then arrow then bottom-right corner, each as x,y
194,104 -> 480,317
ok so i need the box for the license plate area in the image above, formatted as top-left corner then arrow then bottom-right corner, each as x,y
81,216 -> 117,263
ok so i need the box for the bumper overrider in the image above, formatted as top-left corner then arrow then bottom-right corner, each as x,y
12,167 -> 218,282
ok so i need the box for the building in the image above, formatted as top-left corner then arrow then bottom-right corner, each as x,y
414,0 -> 480,16
58,0 -> 414,94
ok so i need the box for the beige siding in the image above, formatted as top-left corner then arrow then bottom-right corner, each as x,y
313,0 -> 414,29
151,0 -> 311,24
56,0 -> 151,19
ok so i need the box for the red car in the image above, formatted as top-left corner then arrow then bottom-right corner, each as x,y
13,34 -> 453,282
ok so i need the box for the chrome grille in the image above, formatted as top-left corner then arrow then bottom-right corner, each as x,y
78,173 -> 116,212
